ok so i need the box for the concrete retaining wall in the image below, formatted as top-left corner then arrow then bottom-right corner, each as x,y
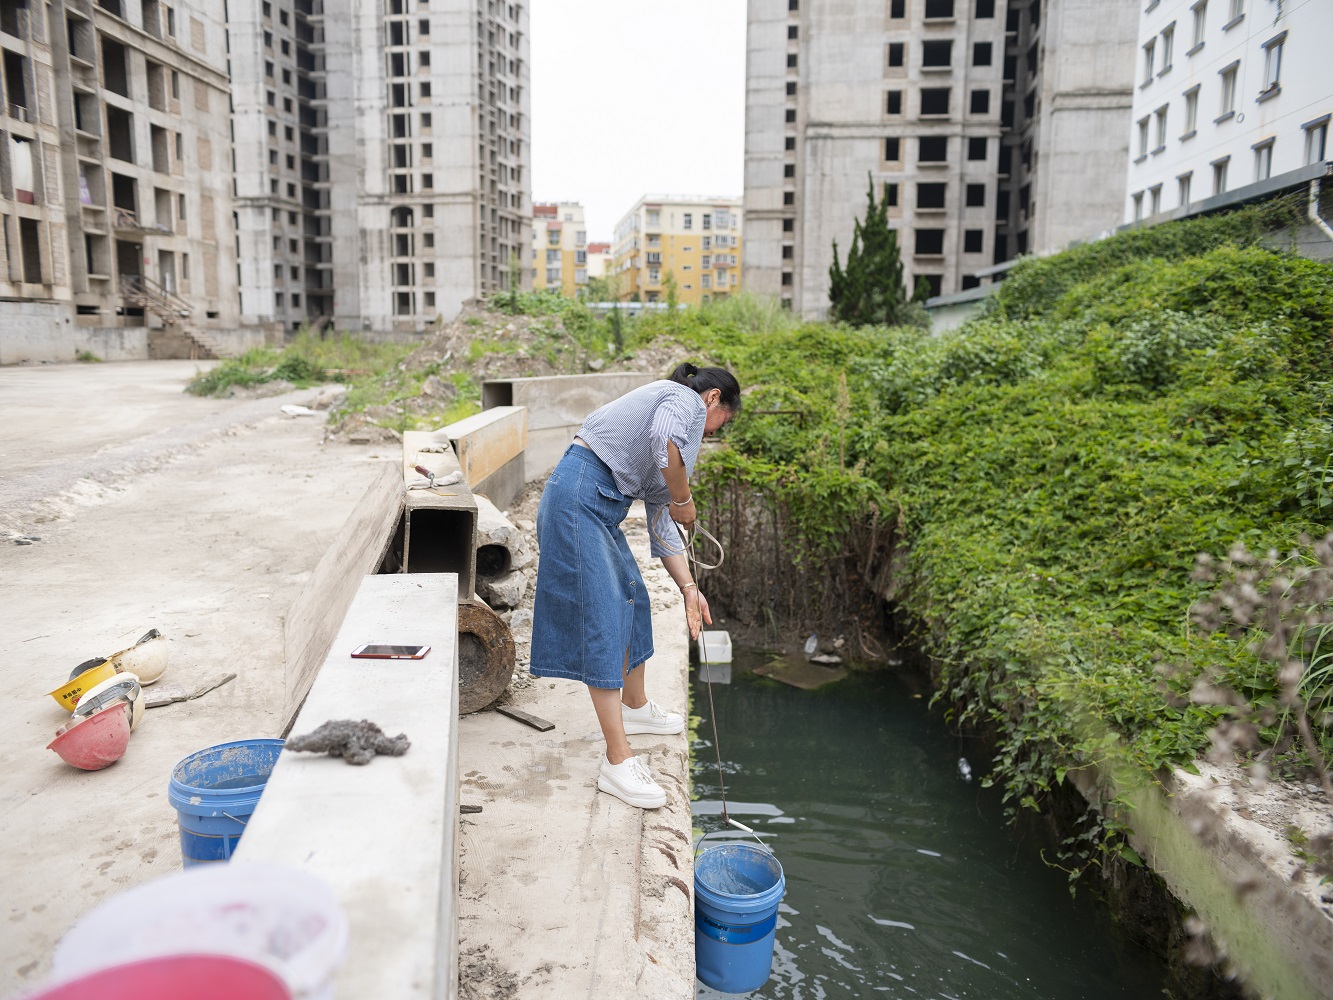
1,310 -> 278,364
1072,762 -> 1333,1000
148,326 -> 282,360
482,373 -> 656,480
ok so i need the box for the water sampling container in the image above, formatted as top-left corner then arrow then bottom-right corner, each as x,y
168,739 -> 283,866
694,843 -> 786,994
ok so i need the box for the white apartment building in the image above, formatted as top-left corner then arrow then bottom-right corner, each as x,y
744,0 -> 1138,316
0,0 -> 239,359
1124,0 -> 1332,223
231,0 -> 532,335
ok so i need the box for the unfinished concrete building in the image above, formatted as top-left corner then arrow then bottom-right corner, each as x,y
0,0 -> 241,360
231,0 -> 531,336
1000,0 -> 1137,259
744,0 -> 1136,316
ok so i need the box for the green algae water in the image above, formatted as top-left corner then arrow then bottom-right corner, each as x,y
691,649 -> 1172,999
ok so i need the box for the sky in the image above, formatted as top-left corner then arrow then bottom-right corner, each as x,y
529,0 -> 748,243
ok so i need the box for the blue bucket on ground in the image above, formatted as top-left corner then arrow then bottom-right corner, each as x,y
167,739 -> 283,867
694,843 -> 785,994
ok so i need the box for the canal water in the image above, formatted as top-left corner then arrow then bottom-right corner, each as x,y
690,649 -> 1172,999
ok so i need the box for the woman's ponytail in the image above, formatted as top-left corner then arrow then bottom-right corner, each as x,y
667,363 -> 741,412
668,362 -> 700,385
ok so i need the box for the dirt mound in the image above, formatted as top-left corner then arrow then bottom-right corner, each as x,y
405,302 -> 687,383
325,301 -> 690,440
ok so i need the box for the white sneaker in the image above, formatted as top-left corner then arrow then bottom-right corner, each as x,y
621,699 -> 685,736
597,754 -> 667,809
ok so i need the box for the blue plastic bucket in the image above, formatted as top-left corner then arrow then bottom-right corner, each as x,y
167,739 -> 283,867
694,843 -> 785,994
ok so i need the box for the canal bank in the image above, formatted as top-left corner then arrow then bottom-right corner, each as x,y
454,495 -> 696,999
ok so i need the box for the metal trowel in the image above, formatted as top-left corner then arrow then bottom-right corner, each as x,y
144,672 -> 236,709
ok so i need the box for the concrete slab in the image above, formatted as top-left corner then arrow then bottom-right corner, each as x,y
456,507 -> 696,998
0,362 -> 394,993
235,573 -> 461,1000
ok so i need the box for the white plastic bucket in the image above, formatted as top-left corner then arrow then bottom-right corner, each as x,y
52,862 -> 347,1000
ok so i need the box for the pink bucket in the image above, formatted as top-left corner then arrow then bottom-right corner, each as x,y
30,954 -> 290,1000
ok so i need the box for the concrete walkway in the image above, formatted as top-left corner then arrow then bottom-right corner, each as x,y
0,361 -> 698,997
456,506 -> 696,999
0,362 -> 386,992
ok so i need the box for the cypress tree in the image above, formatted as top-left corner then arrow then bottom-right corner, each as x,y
827,175 -> 908,326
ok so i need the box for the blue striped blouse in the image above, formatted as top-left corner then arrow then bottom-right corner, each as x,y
578,380 -> 706,557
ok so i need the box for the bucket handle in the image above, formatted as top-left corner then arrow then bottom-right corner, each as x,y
221,811 -> 249,827
697,816 -> 771,855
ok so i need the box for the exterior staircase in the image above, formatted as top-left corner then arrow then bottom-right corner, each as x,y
119,273 -> 227,360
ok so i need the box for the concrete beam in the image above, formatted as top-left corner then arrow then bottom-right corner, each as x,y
441,405 -> 528,508
402,431 -> 480,599
237,573 -> 461,1000
283,463 -> 404,729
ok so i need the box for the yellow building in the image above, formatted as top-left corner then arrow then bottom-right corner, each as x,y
530,202 -> 589,298
611,196 -> 742,306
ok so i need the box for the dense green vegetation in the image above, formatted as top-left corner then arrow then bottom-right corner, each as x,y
632,197 -> 1332,821
185,329 -> 411,397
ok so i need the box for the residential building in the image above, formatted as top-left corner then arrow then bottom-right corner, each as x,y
743,0 -> 1137,316
231,0 -> 531,334
530,201 -> 586,297
585,241 -> 611,281
1124,0 -> 1332,224
1,0 -> 239,353
611,195 -> 742,306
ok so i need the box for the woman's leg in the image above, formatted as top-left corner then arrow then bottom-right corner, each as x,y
590,685 -> 632,764
592,651 -> 666,809
593,648 -> 634,762
622,653 -> 647,710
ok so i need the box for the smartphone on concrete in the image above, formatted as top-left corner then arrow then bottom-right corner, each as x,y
350,643 -> 431,660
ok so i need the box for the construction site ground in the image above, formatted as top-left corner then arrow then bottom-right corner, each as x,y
0,360 -> 694,998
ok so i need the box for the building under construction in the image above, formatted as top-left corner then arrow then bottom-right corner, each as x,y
230,0 -> 532,336
0,0 -> 240,359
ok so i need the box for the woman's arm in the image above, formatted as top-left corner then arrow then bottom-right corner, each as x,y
661,552 -> 711,639
661,440 -> 696,529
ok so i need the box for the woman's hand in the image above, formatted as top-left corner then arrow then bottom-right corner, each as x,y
669,497 -> 697,531
683,585 -> 712,640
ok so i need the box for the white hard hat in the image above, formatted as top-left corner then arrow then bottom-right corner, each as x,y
74,672 -> 145,731
106,629 -> 168,685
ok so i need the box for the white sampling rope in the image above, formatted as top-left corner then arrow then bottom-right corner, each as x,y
679,518 -> 771,853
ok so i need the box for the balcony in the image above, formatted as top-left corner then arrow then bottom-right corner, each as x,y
113,208 -> 171,235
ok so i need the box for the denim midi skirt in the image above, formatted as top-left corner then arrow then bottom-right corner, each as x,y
530,445 -> 655,689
